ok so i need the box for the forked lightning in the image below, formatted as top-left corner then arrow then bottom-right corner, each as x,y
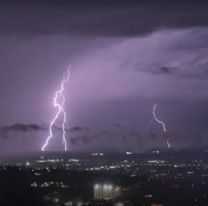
42,66 -> 71,151
152,104 -> 171,149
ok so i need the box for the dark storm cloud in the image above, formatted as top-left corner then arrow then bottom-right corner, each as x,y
159,66 -> 173,74
51,126 -> 88,132
69,129 -> 173,152
69,125 -> 153,152
1,1 -> 208,153
1,1 -> 208,37
0,123 -> 45,133
70,126 -> 89,132
146,66 -> 177,75
70,135 -> 98,145
0,124 -> 89,134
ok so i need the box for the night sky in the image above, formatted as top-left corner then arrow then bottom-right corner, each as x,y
1,0 -> 208,153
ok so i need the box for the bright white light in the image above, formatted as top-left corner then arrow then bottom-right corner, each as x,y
94,184 -> 99,189
108,185 -> 113,190
103,184 -> 108,190
152,104 -> 171,149
42,66 -> 71,151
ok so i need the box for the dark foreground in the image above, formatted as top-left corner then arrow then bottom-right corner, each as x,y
0,149 -> 208,206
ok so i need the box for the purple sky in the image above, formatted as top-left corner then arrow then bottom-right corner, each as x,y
0,1 -> 208,153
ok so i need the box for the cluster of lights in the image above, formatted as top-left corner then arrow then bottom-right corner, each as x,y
148,160 -> 166,164
94,184 -> 113,190
31,181 -> 68,188
36,158 -> 64,163
68,159 -> 79,162
91,153 -> 104,156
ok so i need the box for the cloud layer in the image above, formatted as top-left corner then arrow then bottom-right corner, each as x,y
0,1 -> 208,153
1,1 -> 208,36
71,28 -> 208,103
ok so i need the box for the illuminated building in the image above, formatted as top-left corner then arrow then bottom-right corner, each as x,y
94,184 -> 121,200
151,203 -> 164,206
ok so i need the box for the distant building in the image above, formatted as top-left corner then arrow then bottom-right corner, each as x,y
94,184 -> 121,200
150,203 -> 164,206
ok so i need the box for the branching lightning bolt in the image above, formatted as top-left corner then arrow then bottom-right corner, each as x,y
41,66 -> 71,152
152,104 -> 171,149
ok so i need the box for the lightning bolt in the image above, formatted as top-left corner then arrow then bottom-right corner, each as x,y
41,66 -> 71,152
152,104 -> 171,149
